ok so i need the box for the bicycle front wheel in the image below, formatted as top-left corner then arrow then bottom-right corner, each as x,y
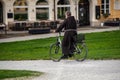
75,43 -> 88,61
49,43 -> 62,62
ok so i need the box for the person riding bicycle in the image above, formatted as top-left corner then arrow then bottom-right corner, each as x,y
55,11 -> 77,59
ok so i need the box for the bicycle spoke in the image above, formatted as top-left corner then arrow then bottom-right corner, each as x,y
74,43 -> 88,61
49,43 -> 62,62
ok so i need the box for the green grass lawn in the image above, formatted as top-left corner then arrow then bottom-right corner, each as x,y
0,70 -> 42,79
0,30 -> 120,60
86,30 -> 120,59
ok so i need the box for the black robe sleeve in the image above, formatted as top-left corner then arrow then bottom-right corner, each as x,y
55,19 -> 67,32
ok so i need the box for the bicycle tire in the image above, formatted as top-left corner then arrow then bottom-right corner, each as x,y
49,43 -> 62,62
74,43 -> 88,61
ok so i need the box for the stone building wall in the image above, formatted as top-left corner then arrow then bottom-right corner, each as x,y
0,0 -> 109,28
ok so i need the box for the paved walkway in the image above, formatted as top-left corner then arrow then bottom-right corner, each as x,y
0,60 -> 120,80
0,27 -> 119,43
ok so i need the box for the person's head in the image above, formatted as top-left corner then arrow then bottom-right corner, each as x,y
65,11 -> 71,18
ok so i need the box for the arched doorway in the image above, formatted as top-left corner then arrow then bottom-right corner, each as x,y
0,2 -> 3,23
78,0 -> 90,26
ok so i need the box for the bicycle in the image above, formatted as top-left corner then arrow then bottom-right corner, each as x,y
49,32 -> 88,62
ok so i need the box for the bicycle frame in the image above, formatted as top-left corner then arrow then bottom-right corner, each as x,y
56,32 -> 62,47
55,32 -> 82,56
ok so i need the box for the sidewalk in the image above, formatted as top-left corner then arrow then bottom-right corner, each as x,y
0,60 -> 120,80
0,26 -> 119,43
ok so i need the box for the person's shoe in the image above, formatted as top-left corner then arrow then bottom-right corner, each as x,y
60,55 -> 68,59
68,54 -> 74,57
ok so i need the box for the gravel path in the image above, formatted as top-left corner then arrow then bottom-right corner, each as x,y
0,60 -> 120,80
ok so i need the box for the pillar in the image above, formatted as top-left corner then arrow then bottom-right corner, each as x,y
27,0 -> 36,21
89,0 -> 100,26
49,0 -> 55,21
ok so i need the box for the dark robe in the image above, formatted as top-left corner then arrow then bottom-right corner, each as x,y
56,16 -> 77,56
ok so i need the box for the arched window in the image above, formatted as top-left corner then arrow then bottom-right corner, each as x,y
57,0 -> 70,5
36,0 -> 49,20
57,0 -> 70,19
13,0 -> 28,21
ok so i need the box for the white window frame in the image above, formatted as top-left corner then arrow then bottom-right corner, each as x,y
101,0 -> 110,14
14,6 -> 28,8
36,5 -> 49,8
13,1 -> 28,21
56,5 -> 71,20
36,3 -> 50,20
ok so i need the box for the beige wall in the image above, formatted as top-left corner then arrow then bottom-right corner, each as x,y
98,0 -> 120,21
110,0 -> 120,18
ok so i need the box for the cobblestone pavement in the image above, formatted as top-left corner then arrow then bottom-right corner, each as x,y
0,60 -> 120,80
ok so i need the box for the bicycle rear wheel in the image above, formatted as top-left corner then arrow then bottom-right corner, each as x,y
49,43 -> 62,62
74,43 -> 88,61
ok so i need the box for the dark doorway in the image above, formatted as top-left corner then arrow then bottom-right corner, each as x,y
78,0 -> 90,26
0,2 -> 3,23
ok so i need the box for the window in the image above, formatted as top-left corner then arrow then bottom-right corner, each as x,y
57,0 -> 70,5
101,0 -> 110,14
114,0 -> 120,10
36,0 -> 49,20
13,0 -> 28,21
57,0 -> 70,19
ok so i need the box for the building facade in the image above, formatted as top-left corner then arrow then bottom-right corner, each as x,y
0,0 -> 120,29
